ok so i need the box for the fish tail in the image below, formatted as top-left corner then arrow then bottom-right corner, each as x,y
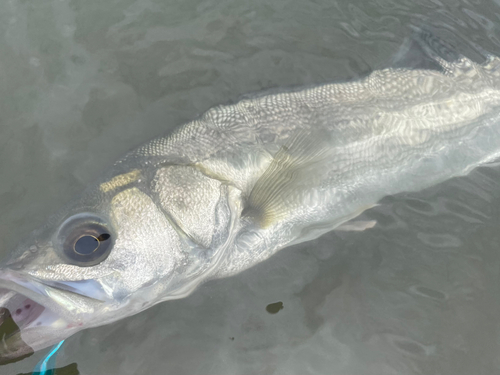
410,25 -> 500,81
473,42 -> 500,78
410,25 -> 465,75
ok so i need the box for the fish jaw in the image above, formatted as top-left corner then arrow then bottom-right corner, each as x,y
0,269 -> 91,364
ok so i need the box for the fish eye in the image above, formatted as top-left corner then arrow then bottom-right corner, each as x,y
74,233 -> 111,255
56,214 -> 114,266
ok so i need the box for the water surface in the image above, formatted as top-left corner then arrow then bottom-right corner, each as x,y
1,0 -> 500,374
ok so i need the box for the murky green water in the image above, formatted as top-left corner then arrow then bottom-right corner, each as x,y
1,0 -> 500,374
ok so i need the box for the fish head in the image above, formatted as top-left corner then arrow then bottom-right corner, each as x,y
0,166 -> 200,364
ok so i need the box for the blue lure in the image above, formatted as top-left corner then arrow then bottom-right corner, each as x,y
31,340 -> 65,375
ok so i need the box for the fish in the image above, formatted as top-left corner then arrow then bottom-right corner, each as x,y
1,30 -> 500,364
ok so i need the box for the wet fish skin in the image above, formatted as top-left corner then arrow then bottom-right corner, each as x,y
1,32 -> 500,360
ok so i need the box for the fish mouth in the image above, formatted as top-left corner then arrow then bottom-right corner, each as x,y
0,271 -> 78,365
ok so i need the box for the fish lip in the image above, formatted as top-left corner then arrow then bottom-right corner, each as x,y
0,269 -> 78,332
0,268 -> 114,330
0,270 -> 58,313
0,269 -> 79,364
0,268 -> 108,306
32,278 -> 113,303
0,269 -> 102,324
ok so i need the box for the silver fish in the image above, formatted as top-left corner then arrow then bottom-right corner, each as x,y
1,31 -> 500,363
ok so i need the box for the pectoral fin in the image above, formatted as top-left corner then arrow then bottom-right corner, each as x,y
244,129 -> 333,228
335,220 -> 377,232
